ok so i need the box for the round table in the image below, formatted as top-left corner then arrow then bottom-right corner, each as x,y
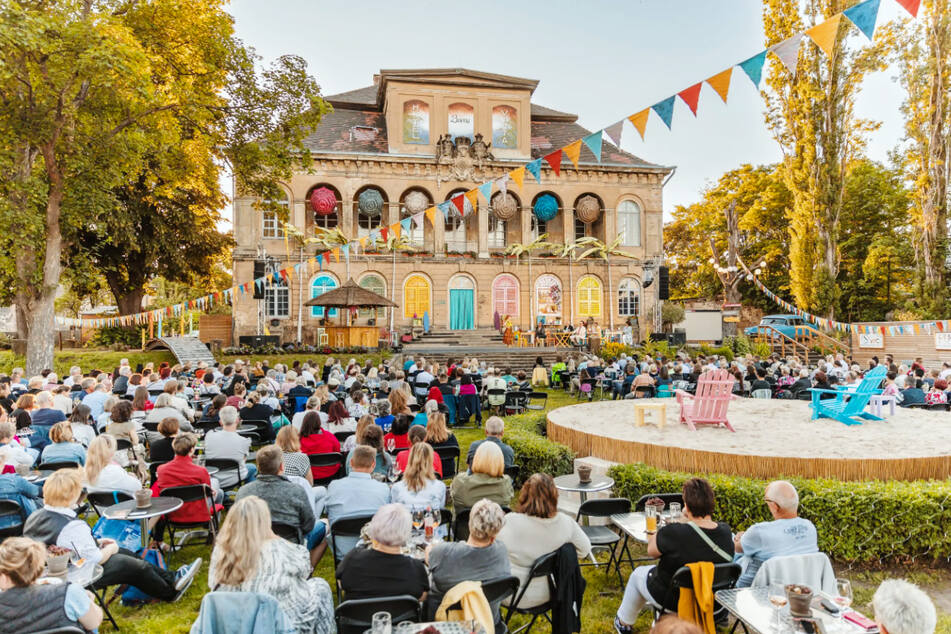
26,469 -> 54,484
554,474 -> 614,525
102,496 -> 183,550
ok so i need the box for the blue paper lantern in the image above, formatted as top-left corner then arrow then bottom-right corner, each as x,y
533,194 -> 559,222
358,189 -> 385,217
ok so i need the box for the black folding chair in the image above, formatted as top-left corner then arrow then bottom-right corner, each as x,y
158,484 -> 220,552
335,594 -> 422,634
272,521 -> 304,545
334,430 -> 355,444
0,499 -> 25,539
148,460 -> 171,486
329,513 -> 375,601
504,464 -> 520,484
308,452 -> 345,487
203,457 -> 245,495
194,418 -> 220,434
239,418 -> 272,445
653,562 -> 741,624
86,491 -> 133,519
486,388 -> 506,415
526,392 -> 548,411
36,460 -> 80,471
452,508 -> 472,542
434,445 -> 460,480
504,550 -> 559,633
575,497 -> 631,584
504,391 -> 528,415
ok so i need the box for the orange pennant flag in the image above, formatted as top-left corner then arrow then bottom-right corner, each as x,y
332,248 -> 340,263
391,222 -> 401,238
628,109 -> 649,140
806,13 -> 842,58
706,67 -> 733,103
425,206 -> 437,226
509,167 -> 525,190
563,140 -> 582,168
465,189 -> 479,209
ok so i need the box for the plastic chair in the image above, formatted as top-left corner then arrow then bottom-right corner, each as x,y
653,562 -> 741,623
434,445 -> 460,480
271,521 -> 304,545
575,497 -> 631,584
503,550 -> 559,633
308,452 -> 345,487
335,595 -> 422,634
751,389 -> 772,399
158,483 -> 220,551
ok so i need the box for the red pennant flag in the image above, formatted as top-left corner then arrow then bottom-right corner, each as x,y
544,150 -> 562,177
380,226 -> 388,241
678,82 -> 703,116
895,0 -> 920,16
451,195 -> 466,216
938,321 -> 945,332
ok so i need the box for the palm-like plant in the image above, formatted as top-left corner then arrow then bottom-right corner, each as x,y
311,227 -> 354,278
548,240 -> 579,324
505,233 -> 550,327
575,233 -> 637,329
384,232 -> 414,331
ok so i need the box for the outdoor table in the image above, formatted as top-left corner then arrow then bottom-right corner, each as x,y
237,424 -> 257,434
102,496 -> 183,551
611,511 -> 648,544
715,587 -> 866,634
26,469 -> 54,484
204,465 -> 220,476
39,562 -> 119,630
868,394 -> 897,417
554,474 -> 614,526
398,622 -> 488,633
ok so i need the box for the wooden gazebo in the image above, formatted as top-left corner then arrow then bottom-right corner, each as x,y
304,278 -> 397,348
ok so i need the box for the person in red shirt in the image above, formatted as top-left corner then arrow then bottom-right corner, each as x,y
151,433 -> 222,535
382,414 -> 412,452
299,411 -> 341,480
395,425 -> 442,477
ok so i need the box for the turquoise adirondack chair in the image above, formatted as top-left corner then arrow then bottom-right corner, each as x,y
809,365 -> 887,425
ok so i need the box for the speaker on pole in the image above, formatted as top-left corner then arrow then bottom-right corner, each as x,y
252,260 -> 266,299
658,266 -> 670,300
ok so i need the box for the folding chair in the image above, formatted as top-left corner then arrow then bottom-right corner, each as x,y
0,499 -> 24,539
504,391 -> 528,415
329,513 -> 376,601
86,491 -> 133,519
271,521 -> 304,545
335,594 -> 422,634
526,392 -> 548,412
308,452 -> 345,487
149,460 -> 171,486
434,445 -> 460,481
158,483 -> 221,552
575,498 -> 631,584
239,418 -> 272,445
334,430 -> 355,445
36,460 -> 81,471
653,562 -> 741,625
504,550 -> 559,633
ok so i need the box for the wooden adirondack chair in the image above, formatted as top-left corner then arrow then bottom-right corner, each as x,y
809,365 -> 887,426
675,368 -> 737,432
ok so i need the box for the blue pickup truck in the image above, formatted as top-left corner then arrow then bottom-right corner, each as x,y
744,314 -> 811,339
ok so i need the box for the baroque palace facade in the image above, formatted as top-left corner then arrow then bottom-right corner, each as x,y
231,68 -> 671,342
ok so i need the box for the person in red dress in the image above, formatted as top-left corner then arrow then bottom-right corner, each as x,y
299,411 -> 341,480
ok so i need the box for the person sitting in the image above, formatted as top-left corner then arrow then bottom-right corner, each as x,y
749,368 -> 772,395
0,452 -> 41,524
239,391 -> 275,442
325,446 -> 392,558
391,442 -> 446,512
484,369 -> 508,413
162,380 -> 195,421
342,414 -> 374,453
225,381 -> 246,409
872,579 -> 936,634
326,400 -> 355,434
29,391 -> 67,433
235,445 -> 327,568
299,411 -> 341,481
84,435 -> 142,496
428,499 -> 511,632
734,480 -> 818,587
451,442 -> 514,516
81,380 -> 111,422
466,416 -> 514,468
150,417 -> 180,463
383,414 -> 412,452
204,405 -> 256,488
200,394 -> 227,424
275,425 -> 314,483
0,421 -> 35,471
0,537 -> 103,632
207,495 -> 334,633
496,474 -> 591,610
152,433 -> 223,538
40,421 -> 86,466
146,393 -> 190,430
373,399 -> 396,433
425,411 -> 457,469
287,376 -> 314,401
388,388 -> 412,418
337,503 -> 429,601
345,425 -> 392,477
24,469 -> 200,602
412,398 -> 437,427
614,478 -> 734,633
292,395 -> 323,431
68,404 -> 96,449
925,379 -> 948,405
789,369 -> 813,396
396,425 -> 443,477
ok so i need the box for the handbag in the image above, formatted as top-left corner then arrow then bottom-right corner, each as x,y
91,492 -> 142,553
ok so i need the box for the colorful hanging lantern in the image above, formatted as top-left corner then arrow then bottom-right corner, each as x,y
358,188 -> 385,217
403,190 -> 429,214
575,195 -> 602,224
533,194 -> 559,222
492,192 -> 518,221
310,187 -> 337,216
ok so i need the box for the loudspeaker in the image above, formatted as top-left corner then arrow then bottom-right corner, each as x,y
649,333 -> 668,343
238,335 -> 280,347
658,266 -> 670,300
669,331 -> 686,346
252,260 -> 266,299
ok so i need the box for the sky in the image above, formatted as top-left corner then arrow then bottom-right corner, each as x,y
224,0 -> 911,225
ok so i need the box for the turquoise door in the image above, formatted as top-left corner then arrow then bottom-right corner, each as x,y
449,289 -> 475,330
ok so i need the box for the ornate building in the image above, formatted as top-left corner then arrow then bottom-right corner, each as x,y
231,68 -> 671,342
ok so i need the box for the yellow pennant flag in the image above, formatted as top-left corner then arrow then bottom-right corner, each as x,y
706,67 -> 733,103
563,140 -> 582,168
285,267 -> 293,281
332,248 -> 340,263
628,109 -> 649,140
806,13 -> 842,58
391,222 -> 401,238
358,236 -> 368,250
425,206 -> 437,226
509,167 -> 525,190
465,189 -> 479,209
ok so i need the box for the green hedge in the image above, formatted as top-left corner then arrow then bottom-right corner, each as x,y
505,414 -> 575,488
609,462 -> 951,563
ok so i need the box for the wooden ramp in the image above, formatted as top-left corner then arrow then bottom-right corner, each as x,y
145,336 -> 216,367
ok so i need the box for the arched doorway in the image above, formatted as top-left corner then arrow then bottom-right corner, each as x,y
310,274 -> 338,319
534,274 -> 563,325
448,275 -> 475,330
492,274 -> 519,321
403,274 -> 431,320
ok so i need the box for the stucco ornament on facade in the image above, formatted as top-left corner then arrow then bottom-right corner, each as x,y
435,133 -> 495,185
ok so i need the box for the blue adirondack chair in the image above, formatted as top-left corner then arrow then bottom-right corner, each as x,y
809,365 -> 887,425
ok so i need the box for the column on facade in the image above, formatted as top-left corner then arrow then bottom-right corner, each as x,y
563,205 -> 575,325
477,198 -> 489,257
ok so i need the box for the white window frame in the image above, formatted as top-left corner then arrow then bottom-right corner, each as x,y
262,204 -> 286,240
488,217 -> 506,249
445,215 -> 467,252
264,280 -> 289,318
618,278 -> 641,317
618,200 -> 641,247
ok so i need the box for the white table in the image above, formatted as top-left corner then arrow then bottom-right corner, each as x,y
102,496 -> 183,550
716,587 -> 868,634
868,394 -> 897,417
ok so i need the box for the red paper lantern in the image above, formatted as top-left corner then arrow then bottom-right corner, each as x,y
310,187 -> 337,216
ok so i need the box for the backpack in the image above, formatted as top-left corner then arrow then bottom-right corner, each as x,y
120,546 -> 169,605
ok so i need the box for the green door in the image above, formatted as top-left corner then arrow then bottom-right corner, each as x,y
449,289 -> 475,330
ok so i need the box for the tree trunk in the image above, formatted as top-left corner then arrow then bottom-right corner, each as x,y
22,289 -> 57,375
114,289 -> 145,316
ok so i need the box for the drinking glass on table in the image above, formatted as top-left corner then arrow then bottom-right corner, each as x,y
835,578 -> 853,615
411,510 -> 425,533
644,504 -> 658,533
668,502 -> 682,521
371,611 -> 391,634
768,582 -> 787,629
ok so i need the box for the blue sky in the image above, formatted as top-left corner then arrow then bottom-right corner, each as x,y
225,0 -> 910,223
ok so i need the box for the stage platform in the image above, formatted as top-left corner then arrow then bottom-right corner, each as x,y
546,398 -> 951,481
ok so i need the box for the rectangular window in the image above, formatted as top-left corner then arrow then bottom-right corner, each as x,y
488,218 -> 506,250
262,210 -> 285,239
264,281 -> 289,318
445,216 -> 467,252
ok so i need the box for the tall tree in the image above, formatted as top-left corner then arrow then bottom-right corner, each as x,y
762,0 -> 889,317
892,0 -> 951,316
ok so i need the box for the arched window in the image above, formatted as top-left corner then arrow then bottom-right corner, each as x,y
444,192 -> 472,252
356,187 -> 386,240
618,278 -> 641,317
531,215 -> 547,240
401,189 -> 430,247
618,200 -> 641,247
403,274 -> 431,319
264,278 -> 289,318
492,274 -> 519,319
402,100 -> 430,145
262,190 -> 288,239
492,105 -> 518,149
577,276 -> 603,319
310,275 -> 338,318
534,274 -> 562,322
308,185 -> 339,231
359,274 -> 387,319
575,216 -> 589,240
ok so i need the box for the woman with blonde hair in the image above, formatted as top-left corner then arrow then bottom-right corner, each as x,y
425,411 -> 458,474
342,413 -> 374,452
85,435 -> 141,495
450,441 -> 513,516
275,425 -> 313,483
390,442 -> 445,512
208,496 -> 334,633
40,421 -> 86,466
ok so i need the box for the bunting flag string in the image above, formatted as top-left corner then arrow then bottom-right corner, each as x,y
77,0 -> 925,331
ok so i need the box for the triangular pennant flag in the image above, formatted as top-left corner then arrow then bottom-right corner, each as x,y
582,132 -> 603,162
563,140 -> 582,167
425,207 -> 437,226
451,195 -> 466,216
413,212 -> 424,229
738,50 -> 768,87
603,120 -> 623,147
677,82 -> 703,116
525,159 -> 542,184
316,254 -> 323,270
509,166 -> 525,189
651,96 -> 676,130
806,14 -> 842,58
464,189 -> 479,210
498,175 -> 508,196
895,0 -> 920,17
332,248 -> 340,263
390,222 -> 400,239
478,181 -> 494,203
843,0 -> 880,40
380,226 -> 389,241
770,33 -> 804,75
358,236 -> 368,249
437,201 -> 452,220
544,150 -> 562,176
401,217 -> 413,234
628,109 -> 650,140
706,67 -> 733,103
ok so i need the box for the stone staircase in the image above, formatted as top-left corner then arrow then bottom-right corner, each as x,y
145,336 -> 217,367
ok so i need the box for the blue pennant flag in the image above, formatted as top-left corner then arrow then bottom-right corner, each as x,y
582,132 -> 603,162
478,181 -> 494,203
437,201 -> 452,220
316,254 -> 323,270
272,271 -> 280,283
525,159 -> 542,183
738,51 -> 767,87
651,96 -> 676,130
254,279 -> 264,293
400,217 -> 413,233
844,0 -> 880,41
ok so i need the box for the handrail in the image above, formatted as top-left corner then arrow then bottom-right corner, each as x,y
791,324 -> 850,355
751,325 -> 822,361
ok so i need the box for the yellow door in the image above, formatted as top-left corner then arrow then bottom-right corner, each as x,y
404,275 -> 431,318
577,276 -> 602,319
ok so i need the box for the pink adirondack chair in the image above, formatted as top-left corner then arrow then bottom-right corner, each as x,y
675,368 -> 737,432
